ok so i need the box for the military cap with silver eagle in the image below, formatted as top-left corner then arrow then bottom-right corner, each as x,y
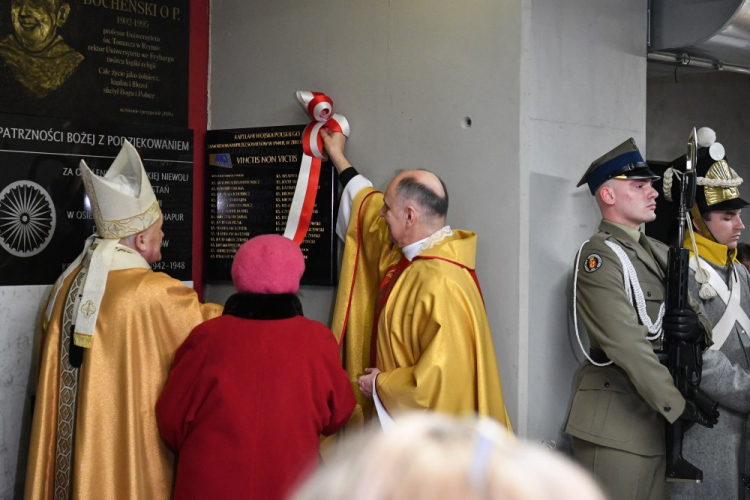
44,140 -> 161,348
577,138 -> 659,195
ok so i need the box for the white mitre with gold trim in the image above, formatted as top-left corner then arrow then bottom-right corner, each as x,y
80,140 -> 161,238
45,140 -> 160,349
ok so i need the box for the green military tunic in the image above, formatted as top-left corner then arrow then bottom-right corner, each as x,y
565,220 -> 712,500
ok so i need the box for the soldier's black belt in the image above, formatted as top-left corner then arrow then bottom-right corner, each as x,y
589,347 -> 611,364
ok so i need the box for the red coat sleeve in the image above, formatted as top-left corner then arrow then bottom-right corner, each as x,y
318,328 -> 356,436
156,323 -> 212,452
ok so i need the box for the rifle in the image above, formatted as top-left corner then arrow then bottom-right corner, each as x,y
661,127 -> 718,482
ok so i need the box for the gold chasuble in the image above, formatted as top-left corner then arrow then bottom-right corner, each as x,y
25,267 -> 222,500
332,187 -> 512,431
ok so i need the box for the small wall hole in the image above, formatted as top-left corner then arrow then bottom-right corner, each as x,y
461,117 -> 472,129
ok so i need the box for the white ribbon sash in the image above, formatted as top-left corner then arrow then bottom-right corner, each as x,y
284,91 -> 350,244
690,257 -> 750,350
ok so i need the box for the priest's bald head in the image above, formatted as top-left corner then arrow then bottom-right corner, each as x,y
380,169 -> 449,248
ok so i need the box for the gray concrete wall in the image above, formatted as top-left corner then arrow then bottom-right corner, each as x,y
647,67 -> 750,166
206,0 -> 526,424
207,0 -> 651,444
524,0 -> 648,445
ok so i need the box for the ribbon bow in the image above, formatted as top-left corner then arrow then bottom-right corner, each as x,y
283,91 -> 350,244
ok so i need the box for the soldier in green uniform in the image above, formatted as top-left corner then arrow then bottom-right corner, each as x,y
565,139 -> 717,500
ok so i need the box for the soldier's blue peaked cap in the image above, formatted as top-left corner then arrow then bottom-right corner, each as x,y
577,138 -> 659,195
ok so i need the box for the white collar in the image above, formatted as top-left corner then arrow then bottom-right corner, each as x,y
110,244 -> 152,271
402,237 -> 428,261
401,226 -> 453,261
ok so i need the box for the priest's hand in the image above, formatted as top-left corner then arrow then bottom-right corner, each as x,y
320,128 -> 352,174
358,368 -> 381,398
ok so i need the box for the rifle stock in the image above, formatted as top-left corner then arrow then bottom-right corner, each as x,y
661,128 -> 715,482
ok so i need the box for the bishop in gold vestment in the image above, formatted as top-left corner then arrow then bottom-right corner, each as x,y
24,141 -> 221,500
26,256 -> 221,500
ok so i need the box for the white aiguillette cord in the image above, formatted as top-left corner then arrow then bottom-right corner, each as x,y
573,238 -> 666,367
573,240 -> 612,367
603,240 -> 665,340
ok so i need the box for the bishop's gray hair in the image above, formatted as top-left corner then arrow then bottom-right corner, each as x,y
395,170 -> 449,218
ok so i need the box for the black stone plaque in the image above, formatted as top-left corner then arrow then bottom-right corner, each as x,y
0,113 -> 193,285
205,125 -> 337,286
0,0 -> 189,127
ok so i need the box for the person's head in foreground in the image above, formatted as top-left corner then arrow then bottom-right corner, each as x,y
291,413 -> 606,500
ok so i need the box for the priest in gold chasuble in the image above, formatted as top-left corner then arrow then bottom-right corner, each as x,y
24,141 -> 221,500
323,129 -> 512,432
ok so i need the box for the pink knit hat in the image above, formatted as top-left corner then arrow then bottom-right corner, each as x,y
232,234 -> 305,294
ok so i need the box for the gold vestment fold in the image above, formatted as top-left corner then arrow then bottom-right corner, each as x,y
25,268 -> 222,500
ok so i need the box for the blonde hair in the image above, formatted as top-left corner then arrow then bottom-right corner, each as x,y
291,413 -> 605,500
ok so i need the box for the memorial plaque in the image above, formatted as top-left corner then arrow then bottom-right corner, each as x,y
0,0 -> 189,127
205,125 -> 337,286
0,113 -> 193,285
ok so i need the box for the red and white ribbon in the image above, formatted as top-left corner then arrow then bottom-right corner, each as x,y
284,91 -> 350,244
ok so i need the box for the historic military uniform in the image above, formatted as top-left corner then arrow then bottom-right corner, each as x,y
664,128 -> 750,500
565,139 -> 712,500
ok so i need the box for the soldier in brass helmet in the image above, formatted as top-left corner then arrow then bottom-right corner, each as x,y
664,128 -> 750,500
565,138 -> 715,500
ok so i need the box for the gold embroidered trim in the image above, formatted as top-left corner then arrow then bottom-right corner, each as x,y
81,170 -> 161,238
74,332 -> 93,349
80,300 -> 96,319
80,168 -> 102,224
418,226 -> 454,253
54,270 -> 85,500
97,200 -> 161,239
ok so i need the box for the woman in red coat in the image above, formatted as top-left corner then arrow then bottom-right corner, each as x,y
157,234 -> 356,500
